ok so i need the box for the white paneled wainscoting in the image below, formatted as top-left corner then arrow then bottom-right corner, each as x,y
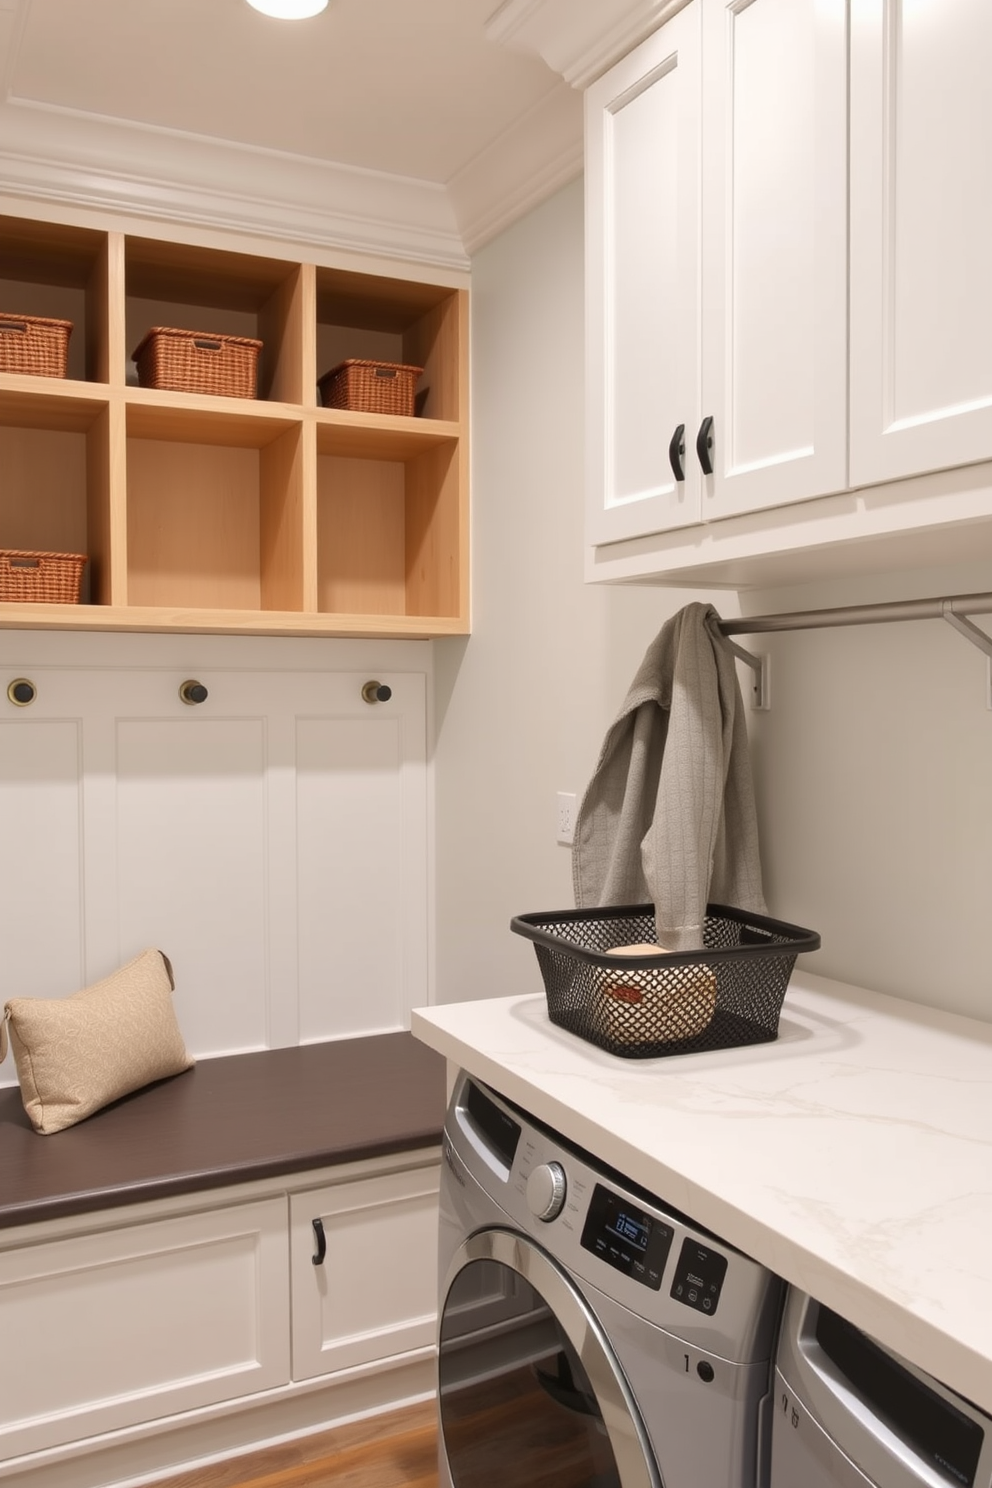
0,629 -> 433,1077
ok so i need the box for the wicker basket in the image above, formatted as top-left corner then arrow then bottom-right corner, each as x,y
511,903 -> 821,1060
318,359 -> 422,417
0,549 -> 87,604
0,313 -> 73,378
132,328 -> 262,399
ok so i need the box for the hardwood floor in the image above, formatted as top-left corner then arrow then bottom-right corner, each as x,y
148,1401 -> 438,1488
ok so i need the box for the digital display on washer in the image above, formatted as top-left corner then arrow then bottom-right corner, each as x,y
580,1183 -> 673,1290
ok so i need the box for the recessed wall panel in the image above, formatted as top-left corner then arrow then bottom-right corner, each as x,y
115,718 -> 268,1053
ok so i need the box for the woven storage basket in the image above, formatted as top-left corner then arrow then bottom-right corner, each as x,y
132,328 -> 262,399
0,549 -> 87,604
318,359 -> 422,417
0,313 -> 72,378
511,903 -> 820,1060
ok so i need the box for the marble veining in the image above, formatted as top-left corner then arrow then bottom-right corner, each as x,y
412,970 -> 992,1415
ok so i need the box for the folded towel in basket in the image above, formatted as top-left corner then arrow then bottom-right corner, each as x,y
572,602 -> 766,951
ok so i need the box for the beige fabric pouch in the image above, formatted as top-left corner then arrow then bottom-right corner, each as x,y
1,949 -> 195,1135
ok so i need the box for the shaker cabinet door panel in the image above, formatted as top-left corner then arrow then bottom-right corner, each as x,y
0,1198 -> 289,1460
290,1163 -> 440,1382
700,0 -> 848,518
850,0 -> 992,486
585,5 -> 702,545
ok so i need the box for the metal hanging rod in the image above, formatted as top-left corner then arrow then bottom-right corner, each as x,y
716,591 -> 992,710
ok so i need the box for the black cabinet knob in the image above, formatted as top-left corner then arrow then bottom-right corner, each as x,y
179,680 -> 209,705
362,680 -> 392,704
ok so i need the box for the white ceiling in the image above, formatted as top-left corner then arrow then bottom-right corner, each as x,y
0,0 -> 586,267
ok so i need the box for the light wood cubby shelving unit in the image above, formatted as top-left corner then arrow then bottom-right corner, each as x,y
0,213 -> 469,637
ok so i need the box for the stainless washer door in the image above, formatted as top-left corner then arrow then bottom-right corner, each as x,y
438,1228 -> 661,1488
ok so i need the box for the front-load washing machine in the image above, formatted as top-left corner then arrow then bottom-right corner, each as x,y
436,1071 -> 783,1488
771,1286 -> 992,1488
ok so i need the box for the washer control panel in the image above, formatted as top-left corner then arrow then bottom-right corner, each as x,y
670,1237 -> 728,1313
579,1182 -> 673,1291
448,1073 -> 781,1359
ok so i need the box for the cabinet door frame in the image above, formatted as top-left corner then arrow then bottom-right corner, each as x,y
699,0 -> 849,520
585,4 -> 703,546
0,1196 -> 290,1461
849,0 -> 992,487
289,1161 -> 440,1382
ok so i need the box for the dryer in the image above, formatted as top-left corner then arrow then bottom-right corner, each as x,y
436,1071 -> 782,1488
771,1287 -> 992,1488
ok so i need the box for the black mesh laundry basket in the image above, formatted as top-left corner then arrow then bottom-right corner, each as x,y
510,903 -> 820,1060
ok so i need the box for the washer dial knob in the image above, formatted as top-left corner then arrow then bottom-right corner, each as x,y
526,1161 -> 567,1222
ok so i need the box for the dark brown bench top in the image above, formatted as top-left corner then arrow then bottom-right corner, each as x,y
0,1033 -> 447,1232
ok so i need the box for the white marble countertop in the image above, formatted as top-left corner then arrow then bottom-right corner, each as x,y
412,970 -> 992,1414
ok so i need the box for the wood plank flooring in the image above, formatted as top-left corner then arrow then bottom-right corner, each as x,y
148,1400 -> 438,1488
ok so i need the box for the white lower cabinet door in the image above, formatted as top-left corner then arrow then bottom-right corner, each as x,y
0,1197 -> 289,1461
290,1164 -> 440,1382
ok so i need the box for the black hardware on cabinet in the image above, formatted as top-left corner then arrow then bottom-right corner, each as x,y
179,680 -> 209,706
362,680 -> 392,704
696,416 -> 715,475
311,1216 -> 327,1266
6,678 -> 36,707
668,423 -> 686,482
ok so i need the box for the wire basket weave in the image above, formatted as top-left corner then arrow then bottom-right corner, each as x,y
318,359 -> 422,417
0,549 -> 87,604
0,313 -> 73,378
510,903 -> 820,1059
132,328 -> 262,399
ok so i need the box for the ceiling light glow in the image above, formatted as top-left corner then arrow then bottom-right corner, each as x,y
245,0 -> 329,18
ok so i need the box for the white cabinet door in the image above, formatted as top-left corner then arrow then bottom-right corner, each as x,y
700,0 -> 848,519
850,0 -> 992,487
0,1198 -> 289,1461
585,4 -> 702,544
290,1162 -> 440,1382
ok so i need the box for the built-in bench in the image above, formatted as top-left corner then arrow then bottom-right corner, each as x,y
0,1034 -> 448,1488
0,1032 -> 446,1229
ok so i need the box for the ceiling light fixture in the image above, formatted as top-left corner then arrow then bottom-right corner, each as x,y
245,0 -> 329,18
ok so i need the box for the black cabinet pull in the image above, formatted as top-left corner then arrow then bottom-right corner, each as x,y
696,416 -> 714,475
668,423 -> 686,482
311,1217 -> 327,1266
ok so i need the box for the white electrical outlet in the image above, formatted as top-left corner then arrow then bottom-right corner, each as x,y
556,792 -> 577,846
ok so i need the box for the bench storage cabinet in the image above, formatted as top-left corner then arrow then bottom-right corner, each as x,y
0,1034 -> 445,1488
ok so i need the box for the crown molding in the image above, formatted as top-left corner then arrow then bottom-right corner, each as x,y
484,0 -> 687,88
448,82 -> 583,256
0,98 -> 471,269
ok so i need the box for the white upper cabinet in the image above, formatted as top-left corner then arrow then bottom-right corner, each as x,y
849,0 -> 992,487
584,0 -> 992,588
586,0 -> 848,548
585,5 -> 702,544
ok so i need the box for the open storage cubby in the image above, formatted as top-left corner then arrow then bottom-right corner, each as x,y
0,212 -> 469,636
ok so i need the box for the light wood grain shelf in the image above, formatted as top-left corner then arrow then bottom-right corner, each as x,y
0,212 -> 469,636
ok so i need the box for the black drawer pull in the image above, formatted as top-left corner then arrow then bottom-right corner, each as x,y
311,1216 -> 326,1266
